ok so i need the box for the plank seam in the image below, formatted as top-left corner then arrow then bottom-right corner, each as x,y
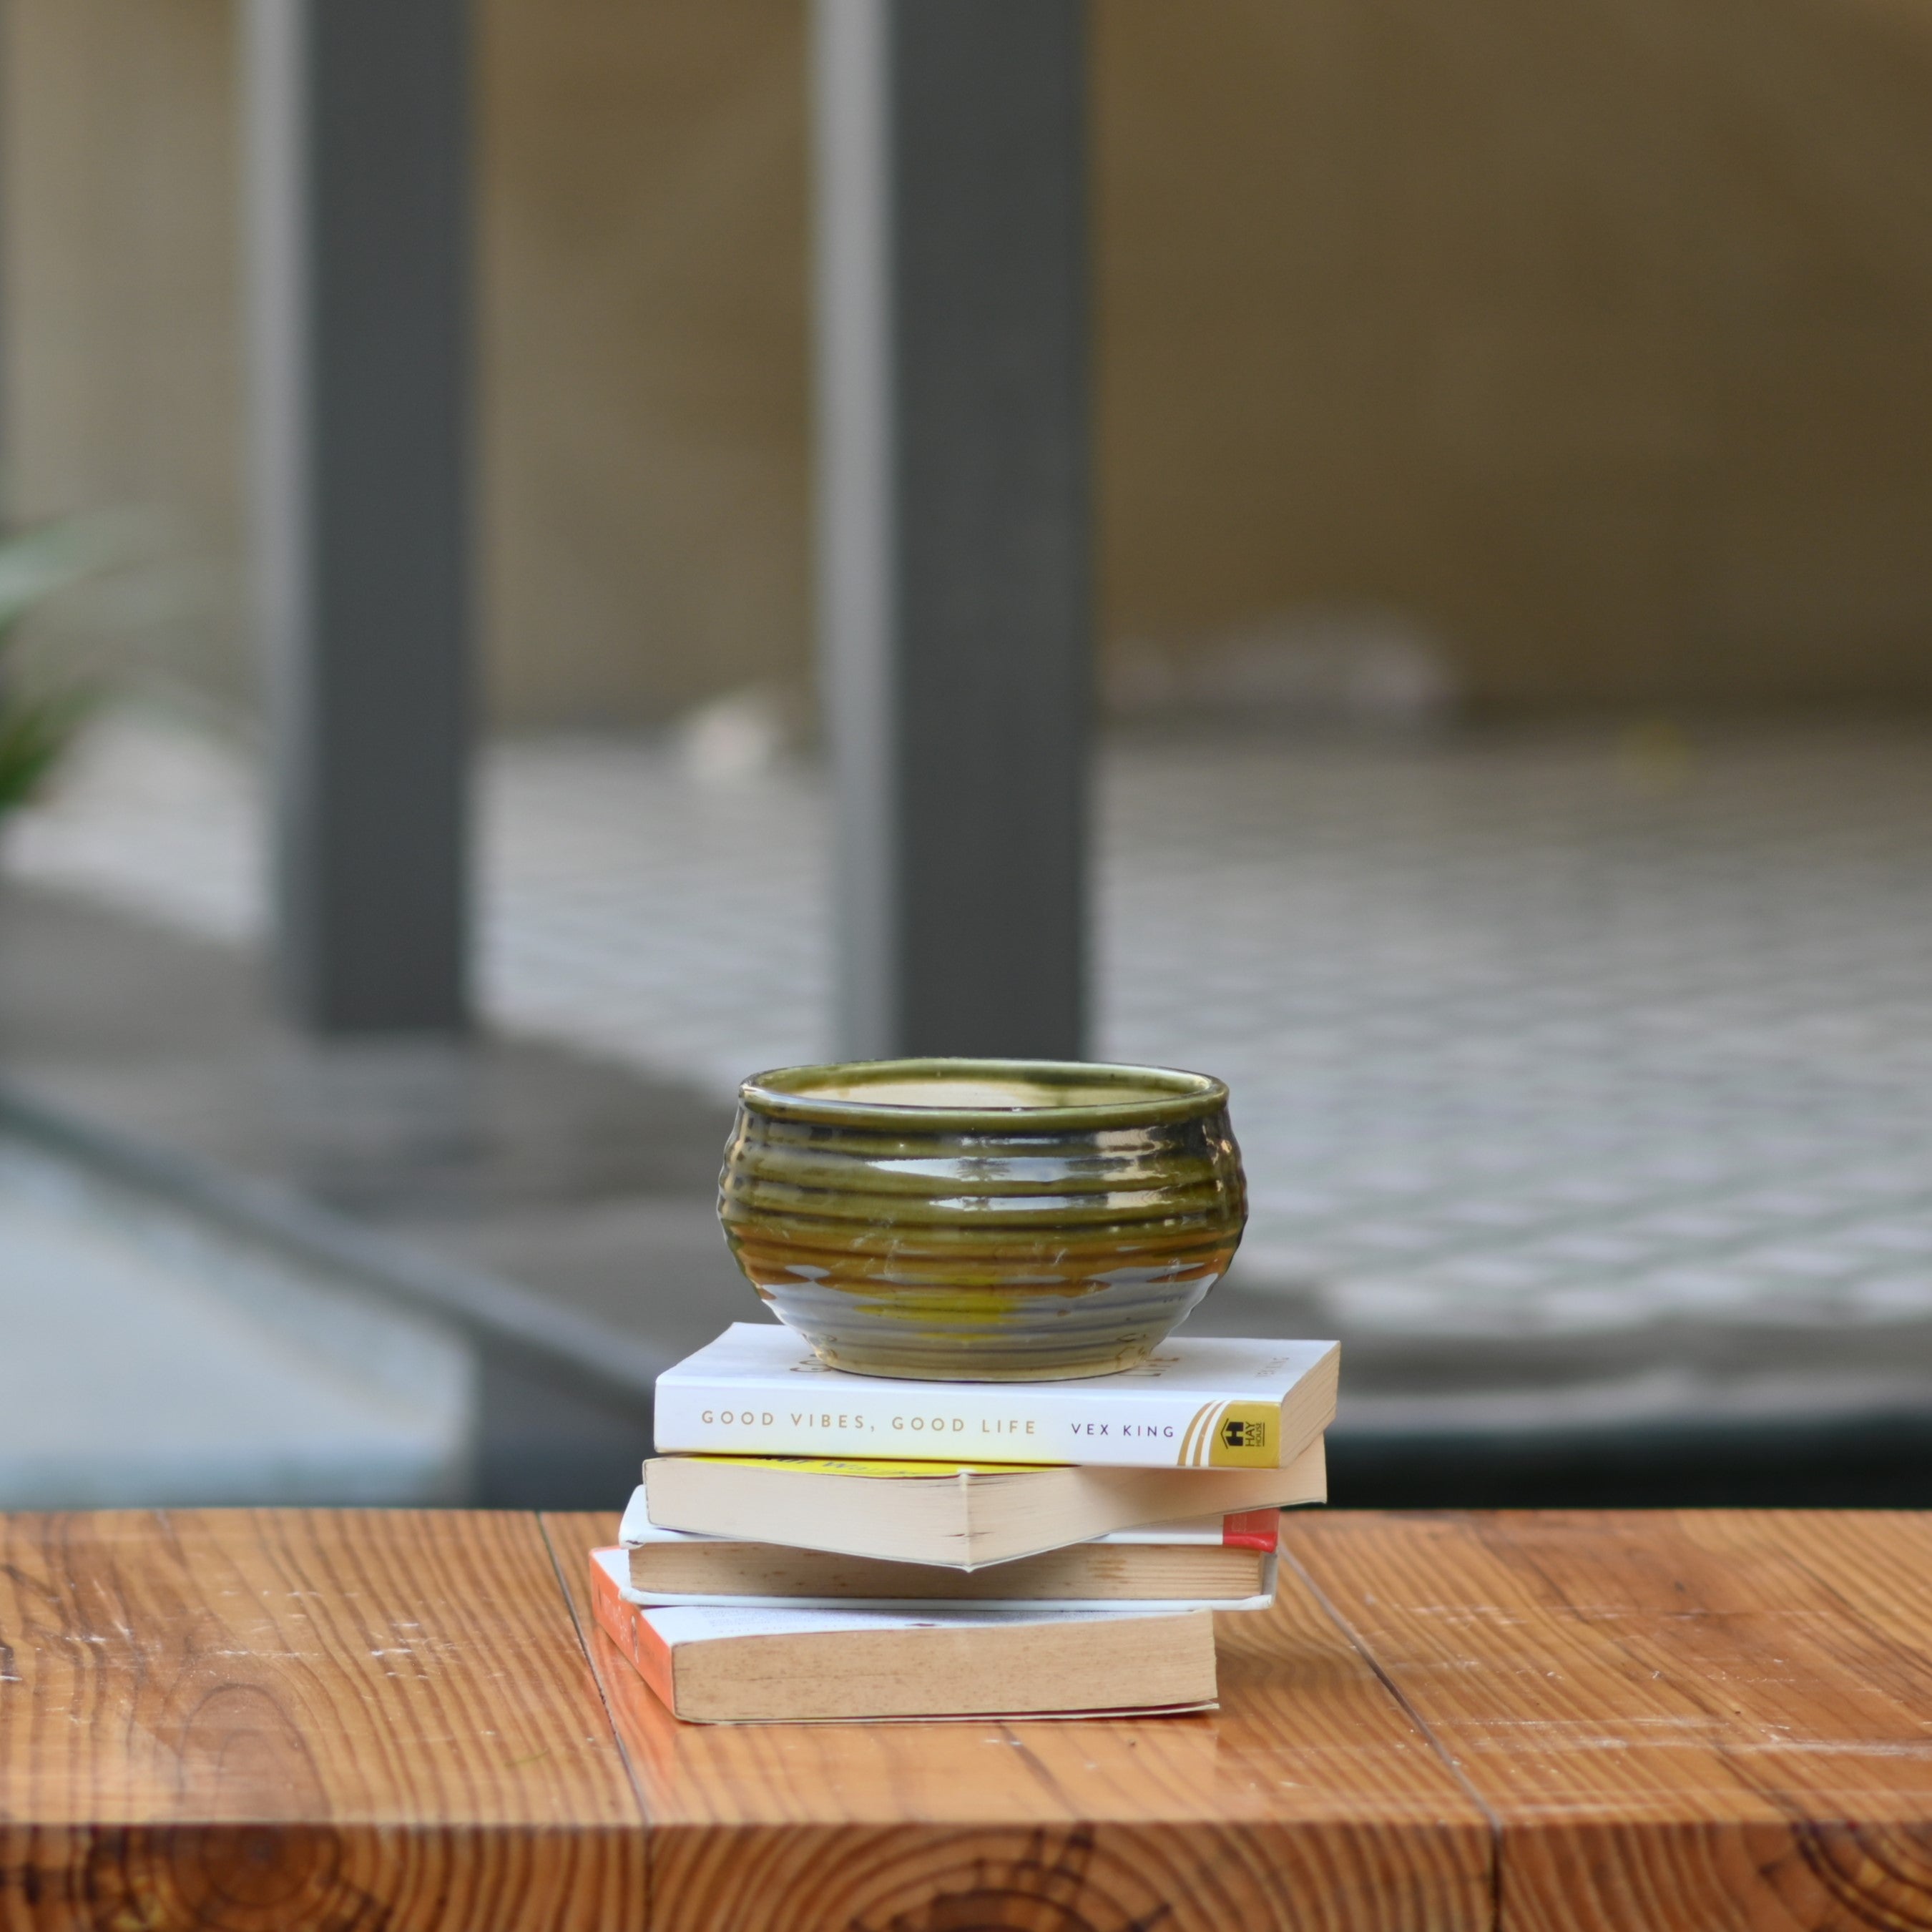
1491,1507 -> 1932,1926
536,1509 -> 657,1927
1277,1539 -> 1504,1932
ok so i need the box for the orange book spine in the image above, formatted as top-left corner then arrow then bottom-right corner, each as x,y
589,1549 -> 678,1714
1220,1509 -> 1283,1553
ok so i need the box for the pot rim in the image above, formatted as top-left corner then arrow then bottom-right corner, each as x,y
738,1057 -> 1231,1132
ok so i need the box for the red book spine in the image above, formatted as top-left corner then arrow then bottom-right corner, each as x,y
589,1549 -> 677,1714
1220,1509 -> 1283,1554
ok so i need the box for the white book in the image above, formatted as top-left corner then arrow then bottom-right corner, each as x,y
653,1323 -> 1340,1470
634,1443 -> 1325,1566
620,1488 -> 1265,1546
614,1488 -> 1282,1612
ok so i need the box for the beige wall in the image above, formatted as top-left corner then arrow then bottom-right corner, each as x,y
8,0 -> 1932,723
3,0 -> 245,701
1097,0 -> 1932,709
478,0 -> 808,724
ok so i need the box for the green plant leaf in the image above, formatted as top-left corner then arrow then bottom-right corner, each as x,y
0,683 -> 92,817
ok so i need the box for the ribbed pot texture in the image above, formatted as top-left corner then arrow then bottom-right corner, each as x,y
717,1059 -> 1247,1381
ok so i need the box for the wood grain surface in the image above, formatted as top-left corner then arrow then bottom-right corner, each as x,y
544,1511 -> 1491,1932
7,1507 -> 1931,1931
0,1510 -> 644,1932
1282,1510 -> 1932,1932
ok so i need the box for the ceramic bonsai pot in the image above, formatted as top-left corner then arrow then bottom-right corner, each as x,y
717,1057 -> 1247,1381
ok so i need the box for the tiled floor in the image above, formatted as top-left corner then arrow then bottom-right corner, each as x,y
18,711 -> 1932,1401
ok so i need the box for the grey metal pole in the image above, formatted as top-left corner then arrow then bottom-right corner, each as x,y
815,0 -> 1092,1062
246,0 -> 472,1034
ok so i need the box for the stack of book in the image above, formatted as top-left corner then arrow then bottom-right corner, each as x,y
589,1323 -> 1339,1723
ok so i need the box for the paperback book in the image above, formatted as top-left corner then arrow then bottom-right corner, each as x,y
653,1323 -> 1340,1470
617,1489 -> 1283,1609
588,1548 -> 1219,1722
638,1436 -> 1325,1566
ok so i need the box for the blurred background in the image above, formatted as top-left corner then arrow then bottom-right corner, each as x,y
2,0 -> 1930,1509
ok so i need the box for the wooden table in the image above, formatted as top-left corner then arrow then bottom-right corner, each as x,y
2,1511 -> 1929,1931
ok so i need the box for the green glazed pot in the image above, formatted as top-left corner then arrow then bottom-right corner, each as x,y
717,1058 -> 1247,1382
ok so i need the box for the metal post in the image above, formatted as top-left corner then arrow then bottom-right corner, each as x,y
245,0 -> 472,1034
815,0 -> 1091,1061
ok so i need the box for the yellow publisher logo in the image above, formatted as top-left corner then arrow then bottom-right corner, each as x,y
1180,1400 -> 1278,1467
1210,1403 -> 1275,1466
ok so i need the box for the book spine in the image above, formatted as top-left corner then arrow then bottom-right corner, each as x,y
1216,1508 -> 1282,1552
629,1507 -> 1298,1554
653,1377 -> 1298,1469
613,1589 -> 1280,1614
589,1549 -> 677,1714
